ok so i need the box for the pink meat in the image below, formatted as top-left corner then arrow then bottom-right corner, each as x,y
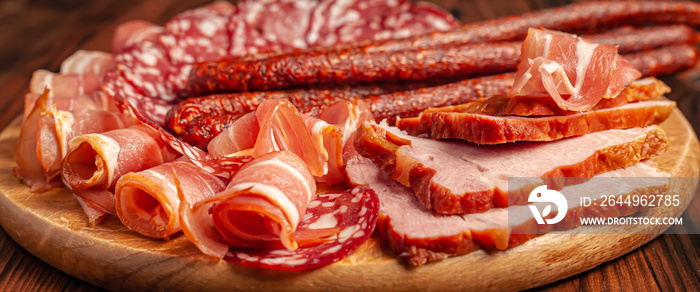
112,20 -> 163,54
355,122 -> 668,214
61,124 -> 180,224
508,28 -> 641,111
60,50 -> 116,75
226,186 -> 380,271
179,151 -> 316,258
115,157 -> 227,239
346,156 -> 669,265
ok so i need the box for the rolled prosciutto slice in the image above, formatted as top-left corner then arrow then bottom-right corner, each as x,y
179,151 -> 316,258
398,99 -> 676,144
25,69 -> 115,118
37,108 -> 132,185
60,50 -> 115,75
508,28 -> 641,111
115,157 -> 227,239
208,99 -> 331,178
355,122 -> 668,214
62,124 -> 180,224
346,156 -> 669,266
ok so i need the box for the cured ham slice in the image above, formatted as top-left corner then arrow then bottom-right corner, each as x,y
62,124 -> 180,225
115,157 -> 227,239
208,99 -> 327,178
509,28 -> 641,111
37,108 -> 132,185
179,151 -> 316,258
399,100 -> 675,144
226,187 -> 380,271
60,50 -> 116,75
15,90 -> 64,192
346,156 -> 669,265
355,122 -> 668,214
24,69 -> 115,118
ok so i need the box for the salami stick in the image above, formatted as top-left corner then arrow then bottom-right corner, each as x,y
166,81 -> 441,135
188,41 -> 522,93
585,25 -> 699,54
624,44 -> 699,78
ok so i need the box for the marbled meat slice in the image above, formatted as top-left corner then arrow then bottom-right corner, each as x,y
115,157 -> 227,239
399,100 -> 675,144
346,156 -> 669,266
354,122 -> 668,214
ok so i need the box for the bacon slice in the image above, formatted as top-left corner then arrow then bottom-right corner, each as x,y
355,122 -> 668,214
179,151 -> 317,258
399,100 -> 675,144
115,158 -> 227,239
62,124 -> 180,224
508,28 -> 641,112
346,156 -> 669,265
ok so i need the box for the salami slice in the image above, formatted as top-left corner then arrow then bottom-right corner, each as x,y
226,186 -> 380,271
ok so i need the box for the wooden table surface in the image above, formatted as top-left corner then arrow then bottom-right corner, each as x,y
0,0 -> 698,291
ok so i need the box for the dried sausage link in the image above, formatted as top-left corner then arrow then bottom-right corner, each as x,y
624,44 -> 699,78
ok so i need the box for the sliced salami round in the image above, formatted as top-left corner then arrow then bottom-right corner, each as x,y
225,186 -> 380,271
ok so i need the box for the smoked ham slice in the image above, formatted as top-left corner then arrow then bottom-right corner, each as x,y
398,100 -> 675,144
62,124 -> 180,225
355,122 -> 668,214
508,28 -> 641,111
418,77 -> 669,118
179,151 -> 317,258
115,157 -> 226,239
346,156 -> 669,265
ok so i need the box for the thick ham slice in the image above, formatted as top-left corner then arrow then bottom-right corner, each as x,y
178,151 -> 316,258
508,28 -> 641,111
346,156 -> 669,265
115,157 -> 227,239
355,122 -> 668,214
61,124 -> 180,225
399,100 -> 675,144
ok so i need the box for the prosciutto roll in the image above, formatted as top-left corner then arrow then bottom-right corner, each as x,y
62,124 -> 180,224
179,151 -> 316,258
115,158 -> 226,239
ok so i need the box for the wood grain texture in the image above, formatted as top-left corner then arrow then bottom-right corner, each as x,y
0,0 -> 699,291
0,109 -> 697,291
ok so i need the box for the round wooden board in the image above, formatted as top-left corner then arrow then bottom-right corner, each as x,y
0,110 -> 698,292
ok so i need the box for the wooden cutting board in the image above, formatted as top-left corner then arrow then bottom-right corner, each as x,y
0,110 -> 698,292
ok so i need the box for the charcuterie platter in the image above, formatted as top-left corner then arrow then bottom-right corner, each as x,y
3,0 -> 700,290
0,108 -> 696,291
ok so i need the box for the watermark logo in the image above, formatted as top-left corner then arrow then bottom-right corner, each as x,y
528,185 -> 568,224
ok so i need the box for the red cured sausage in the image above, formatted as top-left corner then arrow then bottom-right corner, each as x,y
624,44 -> 699,78
187,41 -> 522,93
